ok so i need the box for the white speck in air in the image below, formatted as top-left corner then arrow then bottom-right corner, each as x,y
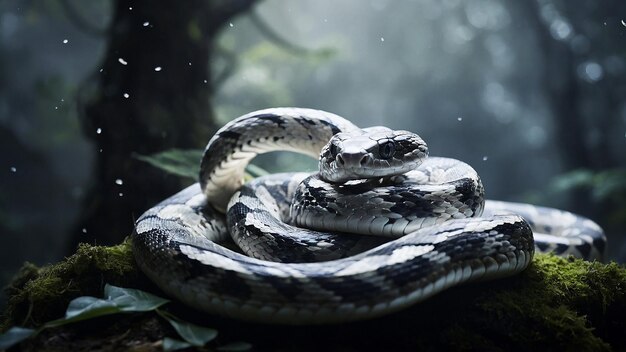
457,117 -> 463,121
10,167 -> 16,172
482,156 -> 488,161
118,58 -> 128,65
119,192 -> 124,197
380,37 -> 385,42
203,79 -> 208,83
143,21 -> 150,27
62,39 -> 68,44
123,93 -> 130,98
115,179 -> 124,185
229,23 -> 234,27
82,228 -> 87,233
96,128 -> 102,134
154,66 -> 162,72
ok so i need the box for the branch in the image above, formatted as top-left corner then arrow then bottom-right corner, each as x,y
208,0 -> 260,32
248,10 -> 333,57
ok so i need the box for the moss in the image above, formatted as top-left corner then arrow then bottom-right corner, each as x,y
428,254 -> 625,351
0,238 -> 149,331
1,244 -> 625,351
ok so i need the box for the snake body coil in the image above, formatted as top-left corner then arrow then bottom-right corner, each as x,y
132,108 -> 605,324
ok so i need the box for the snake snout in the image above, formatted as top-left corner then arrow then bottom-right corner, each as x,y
336,152 -> 369,168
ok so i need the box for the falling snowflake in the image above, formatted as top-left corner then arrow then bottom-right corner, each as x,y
123,93 -> 130,98
118,58 -> 128,65
62,39 -> 68,44
115,179 -> 124,185
143,21 -> 150,27
482,156 -> 488,161
96,128 -> 102,134
154,66 -> 162,72
10,167 -> 16,172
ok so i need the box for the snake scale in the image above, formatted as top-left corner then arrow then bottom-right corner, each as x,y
132,108 -> 606,324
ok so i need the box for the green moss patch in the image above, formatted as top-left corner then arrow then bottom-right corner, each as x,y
0,238 -> 149,331
1,243 -> 625,351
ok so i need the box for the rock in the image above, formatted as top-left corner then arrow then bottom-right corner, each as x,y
2,240 -> 625,351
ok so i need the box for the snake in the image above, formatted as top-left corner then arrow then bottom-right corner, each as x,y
132,108 -> 606,324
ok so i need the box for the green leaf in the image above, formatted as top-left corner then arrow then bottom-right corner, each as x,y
0,326 -> 36,350
135,148 -> 203,180
135,148 -> 270,181
104,284 -> 170,311
45,285 -> 169,328
163,337 -> 193,351
245,163 -> 269,178
159,311 -> 218,346
45,296 -> 121,327
65,296 -> 119,319
590,169 -> 626,201
551,169 -> 594,192
217,341 -> 253,351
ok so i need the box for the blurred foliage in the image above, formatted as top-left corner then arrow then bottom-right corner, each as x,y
214,17 -> 340,126
552,169 -> 626,203
551,168 -> 626,224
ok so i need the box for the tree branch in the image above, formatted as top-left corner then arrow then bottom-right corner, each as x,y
248,9 -> 333,57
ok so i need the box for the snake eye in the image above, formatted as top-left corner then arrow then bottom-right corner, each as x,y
379,141 -> 395,160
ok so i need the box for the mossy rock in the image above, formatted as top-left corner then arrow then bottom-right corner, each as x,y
1,240 -> 625,351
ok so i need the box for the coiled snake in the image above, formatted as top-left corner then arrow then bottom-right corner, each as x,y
132,108 -> 606,324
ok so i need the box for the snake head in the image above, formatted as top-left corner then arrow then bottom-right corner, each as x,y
319,127 -> 428,183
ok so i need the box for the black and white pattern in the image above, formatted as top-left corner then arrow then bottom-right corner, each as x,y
132,108 -> 606,324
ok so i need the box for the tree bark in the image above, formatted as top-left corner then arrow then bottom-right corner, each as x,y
71,0 -> 257,249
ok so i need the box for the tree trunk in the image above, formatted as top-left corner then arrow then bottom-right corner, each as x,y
71,0 -> 257,249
